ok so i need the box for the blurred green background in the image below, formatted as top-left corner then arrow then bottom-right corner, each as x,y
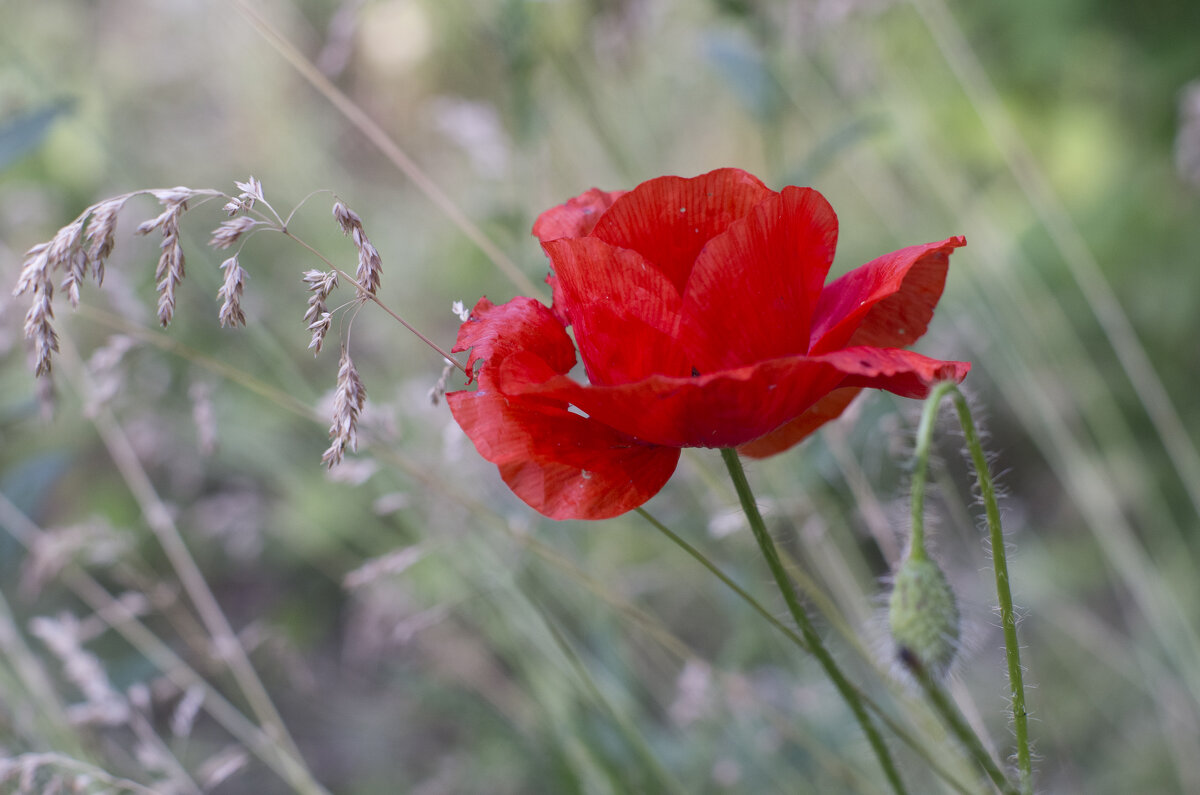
3,0 -> 1200,792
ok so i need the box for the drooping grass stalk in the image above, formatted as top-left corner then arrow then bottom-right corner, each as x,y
914,382 -> 1031,794
231,0 -> 545,300
719,448 -> 907,795
0,491 -> 331,795
539,614 -> 688,795
55,341 -> 328,795
908,0 -> 1200,523
634,507 -> 976,795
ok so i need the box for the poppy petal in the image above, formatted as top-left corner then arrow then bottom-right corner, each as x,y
808,237 -> 966,355
502,346 -> 967,449
502,358 -> 847,449
589,168 -> 773,293
737,387 -> 862,459
453,296 -> 576,386
542,237 -> 688,385
681,187 -> 839,373
821,346 -> 971,397
446,389 -> 680,520
532,187 -> 626,243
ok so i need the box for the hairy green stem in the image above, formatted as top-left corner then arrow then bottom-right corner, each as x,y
719,448 -> 907,795
912,382 -> 1031,793
911,664 -> 1017,794
949,389 -> 1032,793
635,507 -> 975,795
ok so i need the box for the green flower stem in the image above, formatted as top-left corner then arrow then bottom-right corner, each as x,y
910,664 -> 1017,794
911,382 -> 957,561
719,448 -> 907,795
913,382 -> 1032,794
635,507 -> 975,795
950,390 -> 1032,794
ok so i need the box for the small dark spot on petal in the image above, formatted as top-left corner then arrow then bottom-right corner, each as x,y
691,367 -> 701,377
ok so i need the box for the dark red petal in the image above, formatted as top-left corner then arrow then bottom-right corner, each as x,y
503,346 -> 967,450
681,187 -> 839,373
452,296 -> 576,385
808,237 -> 966,355
503,358 -> 848,449
589,168 -> 773,293
541,237 -> 688,385
446,389 -> 679,520
737,387 -> 862,459
820,347 -> 971,397
532,188 -> 626,243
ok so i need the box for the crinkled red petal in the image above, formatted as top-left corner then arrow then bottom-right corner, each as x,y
532,187 -> 626,243
501,346 -> 968,449
737,387 -> 862,459
541,237 -> 688,385
452,296 -> 575,386
588,168 -> 773,293
680,187 -> 839,373
822,346 -> 971,396
808,237 -> 966,355
501,357 -> 845,449
446,389 -> 680,520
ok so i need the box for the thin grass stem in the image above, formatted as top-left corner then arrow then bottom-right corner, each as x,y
230,0 -> 545,300
279,230 -> 469,374
718,448 -> 907,795
56,341 -> 327,795
0,491 -> 331,795
634,509 -> 979,795
907,0 -> 1200,523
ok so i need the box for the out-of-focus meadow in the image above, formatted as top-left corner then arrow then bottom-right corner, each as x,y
2,0 -> 1199,792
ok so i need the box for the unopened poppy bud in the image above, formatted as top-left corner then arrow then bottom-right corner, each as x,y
888,554 -> 960,678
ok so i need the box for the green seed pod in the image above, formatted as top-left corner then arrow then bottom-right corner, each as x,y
888,554 -> 960,678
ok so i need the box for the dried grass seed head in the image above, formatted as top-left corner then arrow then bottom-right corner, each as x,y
303,269 -> 339,354
23,291 -> 59,377
216,255 -> 248,328
232,176 -> 264,211
322,348 -> 367,468
331,199 -> 381,298
84,197 -> 129,283
152,201 -> 187,327
208,215 -> 258,250
307,312 -> 333,355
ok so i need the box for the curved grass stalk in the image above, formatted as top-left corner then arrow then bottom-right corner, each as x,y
907,0 -> 1200,522
719,448 -> 907,795
55,340 -> 328,795
229,0 -> 544,301
634,507 -> 976,795
0,491 -> 330,795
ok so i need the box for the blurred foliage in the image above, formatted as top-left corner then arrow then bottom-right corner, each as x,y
2,0 -> 1200,793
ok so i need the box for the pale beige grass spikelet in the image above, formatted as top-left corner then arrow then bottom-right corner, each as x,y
216,255 -> 248,328
322,347 -> 366,468
302,269 -> 338,354
331,199 -> 381,298
135,190 -> 194,327
29,613 -> 130,727
209,215 -> 259,250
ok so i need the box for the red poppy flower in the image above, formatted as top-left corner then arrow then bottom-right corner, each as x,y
447,168 -> 969,520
